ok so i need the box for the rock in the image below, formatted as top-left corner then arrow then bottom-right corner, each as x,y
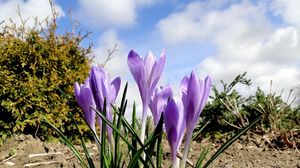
4,161 -> 15,166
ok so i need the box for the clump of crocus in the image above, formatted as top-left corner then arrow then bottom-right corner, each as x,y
164,98 -> 186,168
89,66 -> 121,142
149,85 -> 173,126
163,71 -> 211,168
74,78 -> 96,135
180,71 -> 211,167
127,50 -> 166,142
74,66 -> 121,143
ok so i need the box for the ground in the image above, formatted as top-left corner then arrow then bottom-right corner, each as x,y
0,134 -> 299,168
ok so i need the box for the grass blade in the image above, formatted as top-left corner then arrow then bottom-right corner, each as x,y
93,106 -> 155,167
57,87 -> 101,147
42,119 -> 88,168
128,131 -> 163,168
146,114 -> 164,166
101,99 -> 107,168
131,102 -> 138,159
69,113 -> 95,168
195,147 -> 209,168
192,122 -> 209,141
155,117 -> 163,168
114,83 -> 128,167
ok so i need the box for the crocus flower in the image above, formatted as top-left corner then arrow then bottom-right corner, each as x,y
149,85 -> 173,126
180,71 -> 211,168
74,78 -> 96,134
127,50 -> 166,142
89,66 -> 121,142
181,71 -> 211,133
164,98 -> 186,168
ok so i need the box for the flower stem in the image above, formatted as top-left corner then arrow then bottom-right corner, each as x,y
172,157 -> 180,168
140,103 -> 148,167
180,130 -> 193,168
140,103 -> 148,143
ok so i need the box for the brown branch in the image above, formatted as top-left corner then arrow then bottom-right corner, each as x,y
100,44 -> 118,67
0,153 -> 18,165
28,152 -> 63,158
24,161 -> 60,167
177,151 -> 195,167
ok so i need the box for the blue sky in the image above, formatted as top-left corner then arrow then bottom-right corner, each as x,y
1,0 -> 300,106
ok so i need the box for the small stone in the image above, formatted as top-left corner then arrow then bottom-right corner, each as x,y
4,161 -> 15,166
236,142 -> 243,150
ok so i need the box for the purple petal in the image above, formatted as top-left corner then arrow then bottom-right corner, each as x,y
90,66 -> 105,111
180,76 -> 189,94
74,81 -> 96,132
186,71 -> 201,128
110,77 -> 121,103
127,50 -> 146,102
74,82 -> 81,99
80,87 -> 96,132
198,76 -> 211,112
106,107 -> 113,142
144,51 -> 155,79
101,76 -> 109,103
164,98 -> 185,161
149,85 -> 173,125
127,50 -> 145,84
149,51 -> 166,94
180,76 -> 189,106
164,98 -> 179,147
149,88 -> 160,124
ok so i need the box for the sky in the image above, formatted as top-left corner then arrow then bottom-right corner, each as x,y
1,0 -> 300,110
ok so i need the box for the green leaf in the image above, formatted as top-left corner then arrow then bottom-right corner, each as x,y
114,83 -> 128,167
42,118 -> 88,168
57,87 -> 101,146
101,99 -> 107,168
69,112 -> 95,168
94,106 -> 155,167
131,102 -> 137,159
146,114 -> 164,166
192,122 -> 209,141
155,120 -> 163,168
195,147 -> 209,168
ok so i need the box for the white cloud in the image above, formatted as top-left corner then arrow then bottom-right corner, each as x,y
258,27 -> 300,64
135,0 -> 158,6
0,0 -> 64,28
76,0 -> 158,28
77,0 -> 136,28
157,1 -> 271,45
157,1 -> 300,99
93,29 -> 128,77
271,0 -> 300,26
92,30 -> 144,119
156,2 -> 204,44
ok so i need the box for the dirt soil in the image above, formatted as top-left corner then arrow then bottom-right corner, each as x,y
0,134 -> 299,168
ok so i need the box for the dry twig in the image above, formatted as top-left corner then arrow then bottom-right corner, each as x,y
24,161 -> 60,167
28,152 -> 63,158
0,153 -> 18,165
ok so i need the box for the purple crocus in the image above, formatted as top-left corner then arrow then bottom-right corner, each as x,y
164,98 -> 186,168
149,85 -> 173,126
181,71 -> 211,133
180,71 -> 211,167
127,50 -> 166,142
89,66 -> 121,142
74,78 -> 96,134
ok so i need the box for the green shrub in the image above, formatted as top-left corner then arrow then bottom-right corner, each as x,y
0,16 -> 92,144
246,87 -> 300,133
196,72 -> 299,143
198,72 -> 253,140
